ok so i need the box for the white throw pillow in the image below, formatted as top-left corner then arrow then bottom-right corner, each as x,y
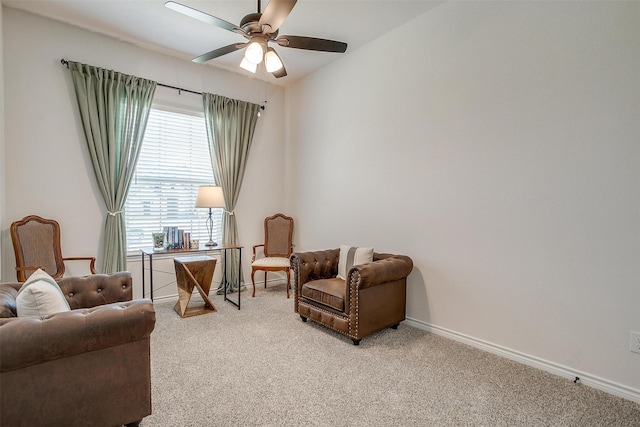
16,269 -> 71,317
337,245 -> 374,280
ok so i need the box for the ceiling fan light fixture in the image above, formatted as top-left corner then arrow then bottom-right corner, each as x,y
244,39 -> 264,64
240,57 -> 257,73
264,48 -> 283,72
167,0 -> 348,79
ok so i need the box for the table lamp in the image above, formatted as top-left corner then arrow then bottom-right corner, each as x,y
195,185 -> 225,247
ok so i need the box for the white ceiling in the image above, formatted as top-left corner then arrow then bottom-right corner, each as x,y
1,0 -> 441,86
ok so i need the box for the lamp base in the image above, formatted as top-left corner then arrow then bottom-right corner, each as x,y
205,241 -> 218,247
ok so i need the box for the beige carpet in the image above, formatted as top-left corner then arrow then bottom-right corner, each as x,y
143,283 -> 640,426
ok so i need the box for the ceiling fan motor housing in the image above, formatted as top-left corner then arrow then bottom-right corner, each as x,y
241,13 -> 262,33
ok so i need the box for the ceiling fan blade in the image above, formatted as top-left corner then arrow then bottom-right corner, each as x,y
193,43 -> 246,63
165,1 -> 245,35
259,0 -> 297,34
276,35 -> 347,53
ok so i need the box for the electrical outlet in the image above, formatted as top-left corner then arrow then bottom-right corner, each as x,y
631,331 -> 640,354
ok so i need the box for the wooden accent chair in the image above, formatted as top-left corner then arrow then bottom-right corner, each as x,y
251,213 -> 294,298
10,215 -> 97,282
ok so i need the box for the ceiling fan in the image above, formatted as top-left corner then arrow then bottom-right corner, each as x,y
165,0 -> 348,78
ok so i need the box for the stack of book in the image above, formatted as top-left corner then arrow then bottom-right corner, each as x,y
163,226 -> 192,250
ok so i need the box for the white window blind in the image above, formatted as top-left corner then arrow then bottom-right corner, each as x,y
125,108 -> 222,252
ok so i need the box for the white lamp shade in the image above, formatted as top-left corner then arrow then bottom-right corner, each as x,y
244,40 -> 264,64
195,186 -> 225,208
265,48 -> 283,72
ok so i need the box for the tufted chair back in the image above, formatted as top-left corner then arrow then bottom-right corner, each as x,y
58,272 -> 133,309
0,272 -> 134,320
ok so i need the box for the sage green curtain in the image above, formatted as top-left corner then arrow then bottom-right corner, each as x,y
68,61 -> 156,273
202,93 -> 260,293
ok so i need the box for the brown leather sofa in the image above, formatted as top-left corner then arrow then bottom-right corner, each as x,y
291,249 -> 413,345
0,272 -> 156,427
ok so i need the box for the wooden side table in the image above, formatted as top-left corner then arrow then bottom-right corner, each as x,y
141,245 -> 243,309
173,256 -> 217,318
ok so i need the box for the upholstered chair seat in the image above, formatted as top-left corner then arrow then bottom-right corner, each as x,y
300,278 -> 346,312
251,256 -> 290,268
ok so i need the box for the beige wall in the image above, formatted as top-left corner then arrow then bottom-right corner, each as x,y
1,8 -> 286,297
285,1 -> 640,399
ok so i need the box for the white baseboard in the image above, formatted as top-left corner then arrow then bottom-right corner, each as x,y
150,293 -> 178,303
404,317 -> 640,404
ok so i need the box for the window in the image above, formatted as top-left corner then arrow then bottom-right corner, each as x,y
125,108 -> 222,253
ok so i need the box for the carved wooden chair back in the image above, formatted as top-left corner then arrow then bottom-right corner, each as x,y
264,213 -> 294,258
10,215 -> 96,282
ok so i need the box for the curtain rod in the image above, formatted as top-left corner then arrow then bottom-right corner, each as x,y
60,59 -> 265,110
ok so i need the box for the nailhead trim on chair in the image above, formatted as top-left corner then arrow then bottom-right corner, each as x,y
298,301 -> 354,339
349,270 -> 361,338
292,255 -> 300,313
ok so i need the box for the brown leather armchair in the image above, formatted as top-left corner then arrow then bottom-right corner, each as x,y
291,249 -> 413,345
0,272 -> 155,427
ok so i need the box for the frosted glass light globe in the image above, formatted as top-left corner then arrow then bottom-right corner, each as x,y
265,49 -> 283,72
240,57 -> 257,73
244,41 -> 264,65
